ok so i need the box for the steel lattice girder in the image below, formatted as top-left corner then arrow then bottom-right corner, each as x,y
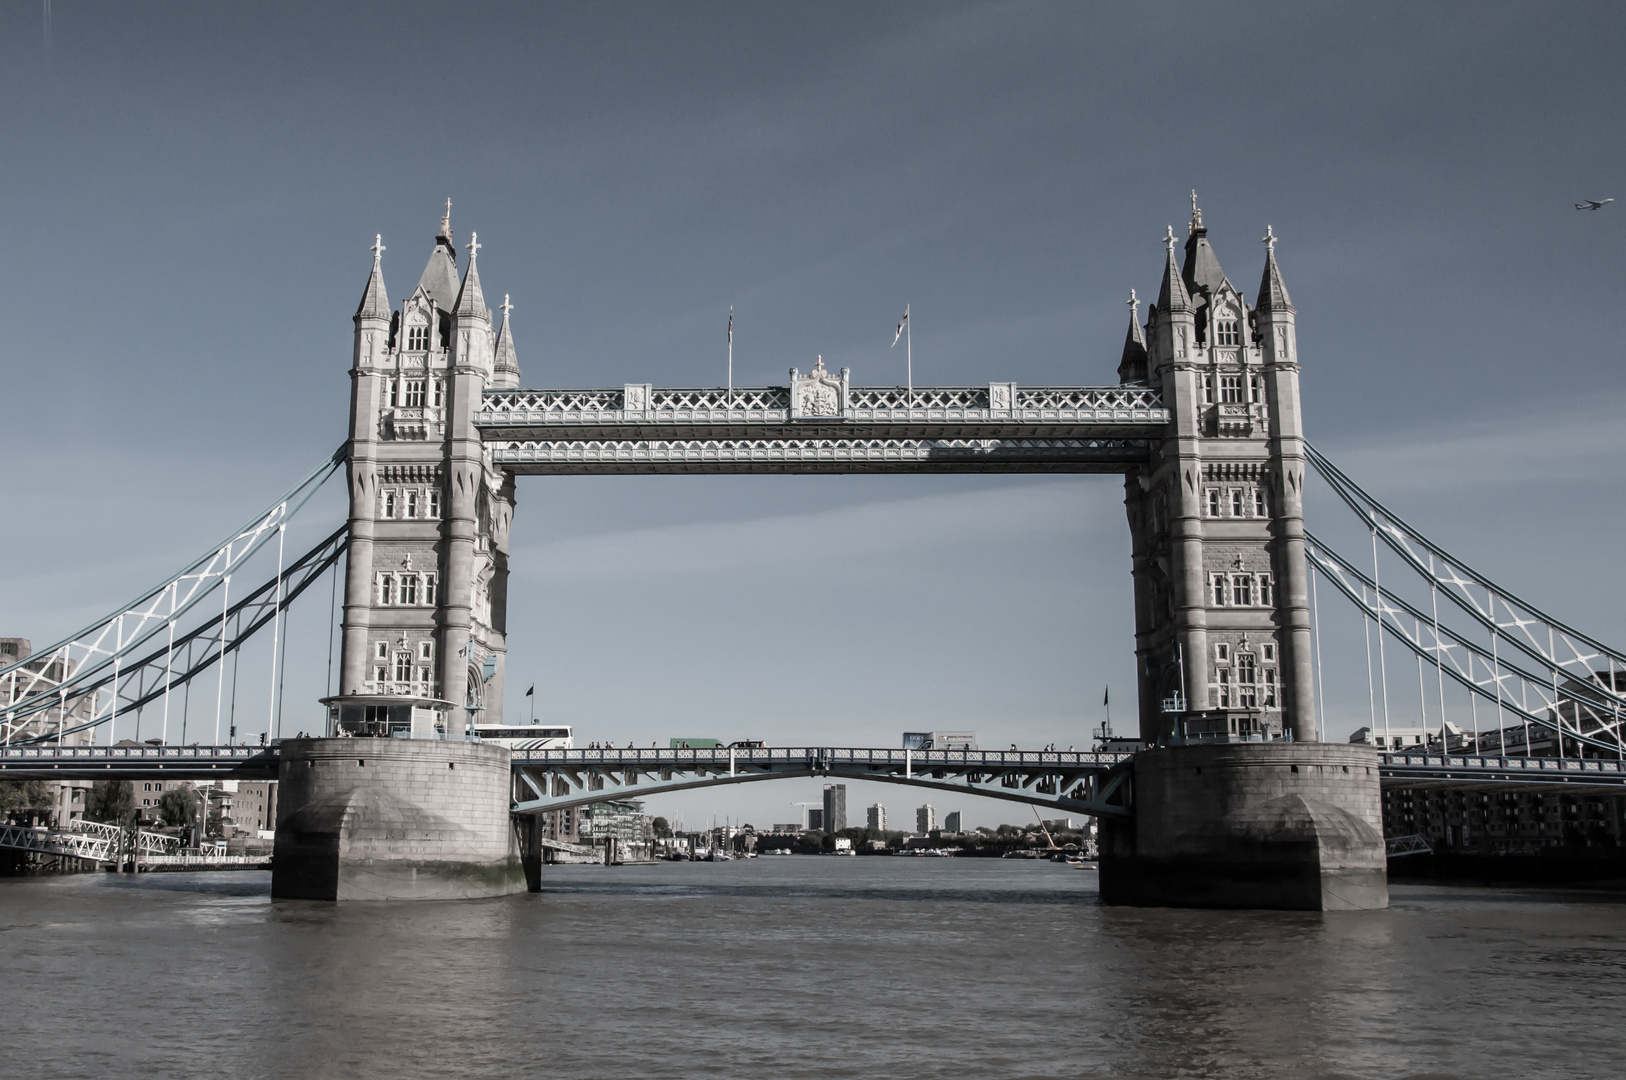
509,747 -> 1134,818
0,743 -> 279,780
475,385 -> 1170,442
1378,751 -> 1626,791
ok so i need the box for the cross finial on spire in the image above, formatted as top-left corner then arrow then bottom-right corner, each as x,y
500,293 -> 513,319
1262,224 -> 1277,253
1163,225 -> 1177,254
1188,189 -> 1204,235
441,198 -> 452,234
1127,288 -> 1139,317
467,231 -> 481,260
370,234 -> 385,264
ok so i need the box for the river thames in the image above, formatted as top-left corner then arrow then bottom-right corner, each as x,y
2,858 -> 1622,1078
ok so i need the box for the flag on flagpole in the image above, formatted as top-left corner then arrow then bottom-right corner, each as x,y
728,309 -> 733,344
525,685 -> 534,697
891,306 -> 909,347
1103,686 -> 1109,707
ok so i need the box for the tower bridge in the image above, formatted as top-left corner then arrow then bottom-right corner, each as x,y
7,197 -> 1625,908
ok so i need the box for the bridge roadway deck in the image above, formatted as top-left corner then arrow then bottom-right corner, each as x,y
5,745 -> 1623,798
475,385 -> 1166,474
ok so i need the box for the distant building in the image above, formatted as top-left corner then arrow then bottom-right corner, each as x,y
1350,724 -> 1470,753
579,800 -> 654,858
540,808 -> 579,844
867,803 -> 887,831
770,823 -> 801,835
823,784 -> 847,833
916,805 -> 936,833
807,808 -> 824,832
943,811 -> 961,833
232,782 -> 278,835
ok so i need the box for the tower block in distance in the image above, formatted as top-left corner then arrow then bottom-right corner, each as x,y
1104,199 -> 1386,911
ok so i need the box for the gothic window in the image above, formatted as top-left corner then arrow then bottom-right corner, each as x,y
383,490 -> 396,519
1262,643 -> 1276,663
419,666 -> 431,685
1215,643 -> 1230,663
428,490 -> 441,518
1254,488 -> 1267,517
1220,375 -> 1243,404
375,641 -> 388,661
406,490 -> 418,518
1202,375 -> 1214,405
424,573 -> 437,606
1231,489 -> 1244,516
375,666 -> 388,685
380,575 -> 397,605
1216,668 -> 1232,708
387,380 -> 398,408
407,325 -> 430,351
1250,375 -> 1264,404
400,575 -> 418,605
432,380 -> 444,408
1232,575 -> 1253,606
1259,574 -> 1273,606
404,380 -> 425,408
1263,668 -> 1278,707
394,652 -> 413,683
418,642 -> 434,662
1211,574 -> 1227,606
1207,489 -> 1221,517
1214,320 -> 1239,347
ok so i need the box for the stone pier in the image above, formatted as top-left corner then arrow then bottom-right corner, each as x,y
271,737 -> 526,901
1098,742 -> 1388,911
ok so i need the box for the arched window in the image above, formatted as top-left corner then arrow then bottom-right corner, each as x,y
407,325 -> 430,352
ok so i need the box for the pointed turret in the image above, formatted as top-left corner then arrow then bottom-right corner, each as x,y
453,231 -> 488,318
1255,226 -> 1294,314
1180,190 -> 1233,301
492,294 -> 521,387
356,234 -> 392,320
415,199 -> 461,309
1156,226 -> 1191,312
1117,289 -> 1148,384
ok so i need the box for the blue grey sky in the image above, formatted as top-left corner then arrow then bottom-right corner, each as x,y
2,2 -> 1622,828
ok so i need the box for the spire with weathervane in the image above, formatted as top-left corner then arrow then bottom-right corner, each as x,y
1117,288 -> 1149,384
491,293 -> 522,388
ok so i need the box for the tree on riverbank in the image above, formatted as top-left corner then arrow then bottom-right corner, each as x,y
85,780 -> 134,823
0,780 -> 53,825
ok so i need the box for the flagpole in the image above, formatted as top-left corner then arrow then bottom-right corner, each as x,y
727,306 -> 733,407
905,303 -> 912,405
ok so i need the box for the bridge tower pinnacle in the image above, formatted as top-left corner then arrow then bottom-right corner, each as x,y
1124,202 -> 1317,744
330,206 -> 519,738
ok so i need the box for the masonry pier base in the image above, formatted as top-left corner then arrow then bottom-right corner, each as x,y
271,738 -> 526,901
1098,742 -> 1389,911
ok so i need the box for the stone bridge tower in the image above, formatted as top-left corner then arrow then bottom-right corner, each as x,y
1120,197 -> 1314,745
331,205 -> 520,737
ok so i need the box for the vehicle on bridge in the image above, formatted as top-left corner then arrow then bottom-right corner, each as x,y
473,724 -> 574,750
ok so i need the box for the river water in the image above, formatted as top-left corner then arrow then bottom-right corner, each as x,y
2,858 -> 1623,1079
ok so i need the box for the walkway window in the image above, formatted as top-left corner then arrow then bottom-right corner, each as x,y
1231,575 -> 1252,606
